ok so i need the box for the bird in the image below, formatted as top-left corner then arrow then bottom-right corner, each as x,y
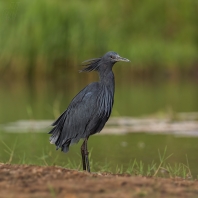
48,51 -> 130,172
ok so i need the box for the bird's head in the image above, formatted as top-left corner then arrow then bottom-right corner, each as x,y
80,51 -> 130,72
103,51 -> 130,64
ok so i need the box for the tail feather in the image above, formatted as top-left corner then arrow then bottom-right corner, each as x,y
48,126 -> 56,134
49,128 -> 60,144
49,110 -> 67,144
49,110 -> 82,153
61,141 -> 71,153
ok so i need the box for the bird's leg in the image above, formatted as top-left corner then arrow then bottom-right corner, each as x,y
81,137 -> 90,172
81,139 -> 86,171
84,137 -> 90,172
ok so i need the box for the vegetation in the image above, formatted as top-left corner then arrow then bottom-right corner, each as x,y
0,0 -> 198,79
1,138 -> 194,179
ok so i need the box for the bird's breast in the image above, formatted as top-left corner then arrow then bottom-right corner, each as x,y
97,85 -> 114,118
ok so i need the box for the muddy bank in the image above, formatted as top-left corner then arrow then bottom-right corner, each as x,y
0,163 -> 198,198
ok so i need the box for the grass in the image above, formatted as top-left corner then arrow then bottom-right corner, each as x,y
0,139 -> 17,164
0,138 -> 195,179
153,146 -> 173,176
0,0 -> 198,79
40,147 -> 194,179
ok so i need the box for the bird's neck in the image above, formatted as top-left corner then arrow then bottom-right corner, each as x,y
98,70 -> 115,91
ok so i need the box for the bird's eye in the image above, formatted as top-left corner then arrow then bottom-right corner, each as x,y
110,56 -> 113,59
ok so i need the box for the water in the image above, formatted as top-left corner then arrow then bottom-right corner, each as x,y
0,72 -> 198,123
0,72 -> 198,176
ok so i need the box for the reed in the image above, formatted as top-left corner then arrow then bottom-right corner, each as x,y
0,0 -> 197,78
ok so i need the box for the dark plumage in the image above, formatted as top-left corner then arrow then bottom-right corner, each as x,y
48,51 -> 130,172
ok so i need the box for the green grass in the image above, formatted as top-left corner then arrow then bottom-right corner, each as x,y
1,140 -> 193,179
0,0 -> 198,79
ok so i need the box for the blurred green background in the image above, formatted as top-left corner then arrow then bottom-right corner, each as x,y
0,0 -> 198,80
0,0 -> 198,121
0,0 -> 198,176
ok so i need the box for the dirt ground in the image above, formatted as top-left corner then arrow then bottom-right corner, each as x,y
1,163 -> 198,198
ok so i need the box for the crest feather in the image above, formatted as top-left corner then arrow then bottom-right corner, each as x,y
80,58 -> 101,72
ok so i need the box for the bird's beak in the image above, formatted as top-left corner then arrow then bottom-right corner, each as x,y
115,55 -> 130,62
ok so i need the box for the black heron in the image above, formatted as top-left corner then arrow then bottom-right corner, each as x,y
49,51 -> 130,172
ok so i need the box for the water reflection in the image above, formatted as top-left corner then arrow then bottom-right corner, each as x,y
0,75 -> 198,123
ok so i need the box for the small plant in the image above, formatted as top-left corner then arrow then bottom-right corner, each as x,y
64,158 -> 81,170
165,155 -> 192,179
37,150 -> 50,166
146,161 -> 156,177
126,160 -> 147,176
18,152 -> 27,164
1,139 -> 17,164
125,147 -> 192,179
153,146 -> 173,177
98,159 -> 112,173
115,164 -> 124,174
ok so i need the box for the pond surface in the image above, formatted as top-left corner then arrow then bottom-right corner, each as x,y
0,72 -> 198,176
0,73 -> 198,123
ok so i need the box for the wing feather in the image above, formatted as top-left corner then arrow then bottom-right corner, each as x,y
49,82 -> 114,153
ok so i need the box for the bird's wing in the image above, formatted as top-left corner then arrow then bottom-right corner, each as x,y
51,83 -> 98,125
49,82 -> 101,151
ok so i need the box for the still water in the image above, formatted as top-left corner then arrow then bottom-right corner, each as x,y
0,72 -> 198,123
0,72 -> 198,176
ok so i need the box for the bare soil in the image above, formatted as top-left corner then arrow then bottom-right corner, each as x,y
1,163 -> 198,198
